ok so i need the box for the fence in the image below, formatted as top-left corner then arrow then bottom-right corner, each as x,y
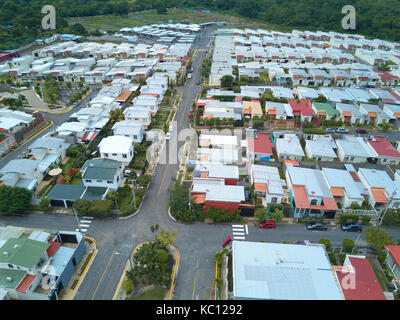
337,208 -> 381,217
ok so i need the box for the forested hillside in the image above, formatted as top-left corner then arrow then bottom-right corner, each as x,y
1,0 -> 399,50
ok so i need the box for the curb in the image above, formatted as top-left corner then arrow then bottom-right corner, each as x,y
112,241 -> 180,301
68,236 -> 98,300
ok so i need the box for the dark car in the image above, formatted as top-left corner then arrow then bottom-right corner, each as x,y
306,222 -> 328,231
258,220 -> 276,229
341,222 -> 362,232
196,79 -> 201,85
356,128 -> 368,134
325,128 -> 335,133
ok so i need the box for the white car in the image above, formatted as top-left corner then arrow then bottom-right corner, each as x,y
169,124 -> 174,132
188,74 -> 192,79
165,133 -> 171,140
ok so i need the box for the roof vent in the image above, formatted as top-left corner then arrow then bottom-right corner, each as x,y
6,277 -> 13,282
3,252 -> 8,257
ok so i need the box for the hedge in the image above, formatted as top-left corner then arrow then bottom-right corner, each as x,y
319,239 -> 331,250
342,239 -> 355,253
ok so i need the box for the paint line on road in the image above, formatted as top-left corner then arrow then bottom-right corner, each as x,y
91,249 -> 116,300
232,225 -> 244,228
245,225 -> 248,235
82,216 -> 94,220
79,224 -> 90,228
157,164 -> 169,197
80,220 -> 92,224
233,232 -> 245,235
233,236 -> 246,240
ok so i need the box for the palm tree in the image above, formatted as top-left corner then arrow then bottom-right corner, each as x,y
109,108 -> 124,124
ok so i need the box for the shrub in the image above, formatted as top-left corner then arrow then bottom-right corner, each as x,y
319,239 -> 331,250
377,249 -> 387,266
89,199 -> 113,216
122,279 -> 134,295
361,215 -> 371,226
207,207 -> 241,223
73,199 -> 93,215
342,239 -> 355,253
338,253 -> 346,265
338,213 -> 359,225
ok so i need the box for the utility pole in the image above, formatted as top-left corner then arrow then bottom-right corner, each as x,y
73,208 -> 81,233
129,179 -> 136,209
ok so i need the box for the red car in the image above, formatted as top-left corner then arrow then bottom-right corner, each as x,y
188,112 -> 193,118
258,220 -> 276,229
356,128 -> 368,134
293,240 -> 313,245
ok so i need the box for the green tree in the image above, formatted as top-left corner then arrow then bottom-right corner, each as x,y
255,208 -> 267,222
0,186 -> 32,214
39,198 -> 50,210
73,199 -> 93,215
220,75 -> 234,88
154,227 -> 177,247
319,239 -> 331,250
365,226 -> 395,250
109,108 -> 125,124
342,239 -> 355,253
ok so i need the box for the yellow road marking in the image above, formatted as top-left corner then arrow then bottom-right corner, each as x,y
91,249 -> 116,300
157,164 -> 169,197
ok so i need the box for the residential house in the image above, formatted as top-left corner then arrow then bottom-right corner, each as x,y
266,101 -> 294,120
366,136 -> 400,165
123,107 -> 152,128
276,134 -> 305,161
335,103 -> 366,124
359,103 -> 392,125
329,69 -> 355,86
80,158 -> 124,191
286,165 -> 338,219
0,159 -> 43,191
246,132 -> 274,162
335,255 -> 386,300
357,168 -> 400,210
288,68 -> 312,86
232,241 -> 343,300
197,148 -> 239,165
288,99 -> 314,122
312,102 -> 339,121
112,120 -> 144,143
250,164 -> 285,205
304,140 -> 337,161
194,162 -> 239,186
98,135 -> 134,166
308,69 -> 332,86
0,227 -> 86,300
242,100 -> 263,119
351,69 -> 379,87
385,245 -> 400,291
321,168 -> 364,208
336,136 -> 377,163
199,134 -> 239,150
373,70 -> 399,87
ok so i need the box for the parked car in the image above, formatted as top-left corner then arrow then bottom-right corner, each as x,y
123,169 -> 131,178
196,79 -> 201,85
341,222 -> 362,232
165,133 -> 171,140
258,220 -> 276,229
336,127 -> 349,133
188,112 -> 193,118
325,128 -> 335,133
169,124 -> 174,132
368,135 -> 375,141
188,74 -> 192,79
293,240 -> 313,245
306,222 -> 328,231
356,128 -> 368,134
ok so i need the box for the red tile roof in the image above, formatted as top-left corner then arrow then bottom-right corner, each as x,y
16,274 -> 36,293
46,241 -> 61,257
336,256 -> 386,300
385,245 -> 400,267
247,133 -> 273,155
373,70 -> 399,80
367,136 -> 400,158
288,99 -> 314,116
115,90 -> 132,102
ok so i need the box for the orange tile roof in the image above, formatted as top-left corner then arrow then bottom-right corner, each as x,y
16,274 -> 36,293
330,187 -> 345,197
284,160 -> 299,166
268,109 -> 276,115
200,172 -> 208,178
292,185 -> 310,208
342,111 -> 352,117
192,194 -> 206,204
254,183 -> 267,192
349,171 -> 361,182
394,113 -> 400,118
368,112 -> 377,117
115,90 -> 132,102
243,107 -> 252,115
371,188 -> 388,203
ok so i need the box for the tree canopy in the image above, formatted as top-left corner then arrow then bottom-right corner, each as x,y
0,186 -> 32,214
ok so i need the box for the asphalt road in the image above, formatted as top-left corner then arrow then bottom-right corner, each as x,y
0,86 -> 100,168
2,25 -> 400,301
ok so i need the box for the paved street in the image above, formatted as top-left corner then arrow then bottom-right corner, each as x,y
1,25 -> 400,301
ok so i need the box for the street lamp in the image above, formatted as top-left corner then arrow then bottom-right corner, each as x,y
73,208 -> 81,233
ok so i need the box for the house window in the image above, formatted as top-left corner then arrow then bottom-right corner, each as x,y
310,199 -> 318,206
107,181 -> 113,184
86,179 -> 92,183
104,153 -> 108,158
96,180 -> 102,183
271,197 -> 278,203
112,153 -> 117,156
8,264 -> 13,269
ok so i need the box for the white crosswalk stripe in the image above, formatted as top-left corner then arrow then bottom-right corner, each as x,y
76,219 -> 93,234
232,225 -> 247,240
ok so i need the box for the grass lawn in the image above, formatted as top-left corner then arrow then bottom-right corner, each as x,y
128,287 -> 167,300
368,257 -> 389,291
